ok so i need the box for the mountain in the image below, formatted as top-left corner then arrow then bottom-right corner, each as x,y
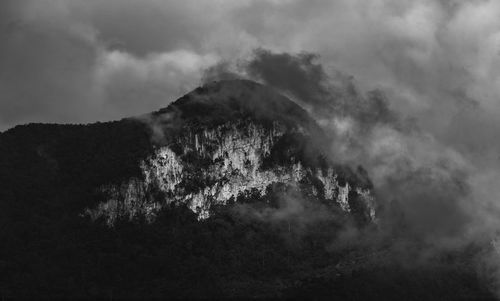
0,80 -> 494,299
0,79 -> 375,226
87,79 -> 376,225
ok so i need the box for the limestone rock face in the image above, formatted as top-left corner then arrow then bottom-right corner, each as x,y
84,80 -> 377,225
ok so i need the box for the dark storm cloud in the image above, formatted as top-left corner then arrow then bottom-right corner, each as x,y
246,49 -> 332,109
245,48 -> 400,129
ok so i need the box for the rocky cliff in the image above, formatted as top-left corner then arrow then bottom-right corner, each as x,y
84,80 -> 376,225
2,80 -> 491,300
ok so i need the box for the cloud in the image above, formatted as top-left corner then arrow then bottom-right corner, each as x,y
203,46 -> 500,271
92,49 -> 217,118
245,48 -> 400,130
2,0 -> 499,138
0,0 -> 226,130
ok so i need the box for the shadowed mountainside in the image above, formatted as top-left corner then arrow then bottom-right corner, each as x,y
0,80 -> 495,299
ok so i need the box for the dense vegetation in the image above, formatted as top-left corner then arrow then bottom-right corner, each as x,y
0,120 -> 152,213
0,196 -> 495,299
0,80 -> 496,299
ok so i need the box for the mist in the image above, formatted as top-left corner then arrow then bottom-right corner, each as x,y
198,46 -> 500,293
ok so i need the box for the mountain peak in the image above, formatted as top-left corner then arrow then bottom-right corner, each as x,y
152,79 -> 315,131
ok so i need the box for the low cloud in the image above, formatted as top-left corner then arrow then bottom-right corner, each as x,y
199,47 -> 500,288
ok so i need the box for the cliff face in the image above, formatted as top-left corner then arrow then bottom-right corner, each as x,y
84,80 -> 377,225
0,79 -> 376,227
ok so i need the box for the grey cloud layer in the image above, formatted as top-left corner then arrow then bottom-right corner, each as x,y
1,0 -> 499,136
0,0 -> 224,130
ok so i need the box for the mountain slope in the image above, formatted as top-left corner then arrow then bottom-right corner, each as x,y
91,79 -> 376,224
0,80 -> 495,299
0,79 -> 376,225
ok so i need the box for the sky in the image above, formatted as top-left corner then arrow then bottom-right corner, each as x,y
0,0 -> 498,133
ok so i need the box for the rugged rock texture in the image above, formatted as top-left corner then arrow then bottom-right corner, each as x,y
85,80 -> 376,225
0,79 -> 376,226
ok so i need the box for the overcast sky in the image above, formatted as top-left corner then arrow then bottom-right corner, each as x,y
1,0 -> 498,132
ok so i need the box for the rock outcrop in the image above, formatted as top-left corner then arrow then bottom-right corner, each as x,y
85,80 -> 377,225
